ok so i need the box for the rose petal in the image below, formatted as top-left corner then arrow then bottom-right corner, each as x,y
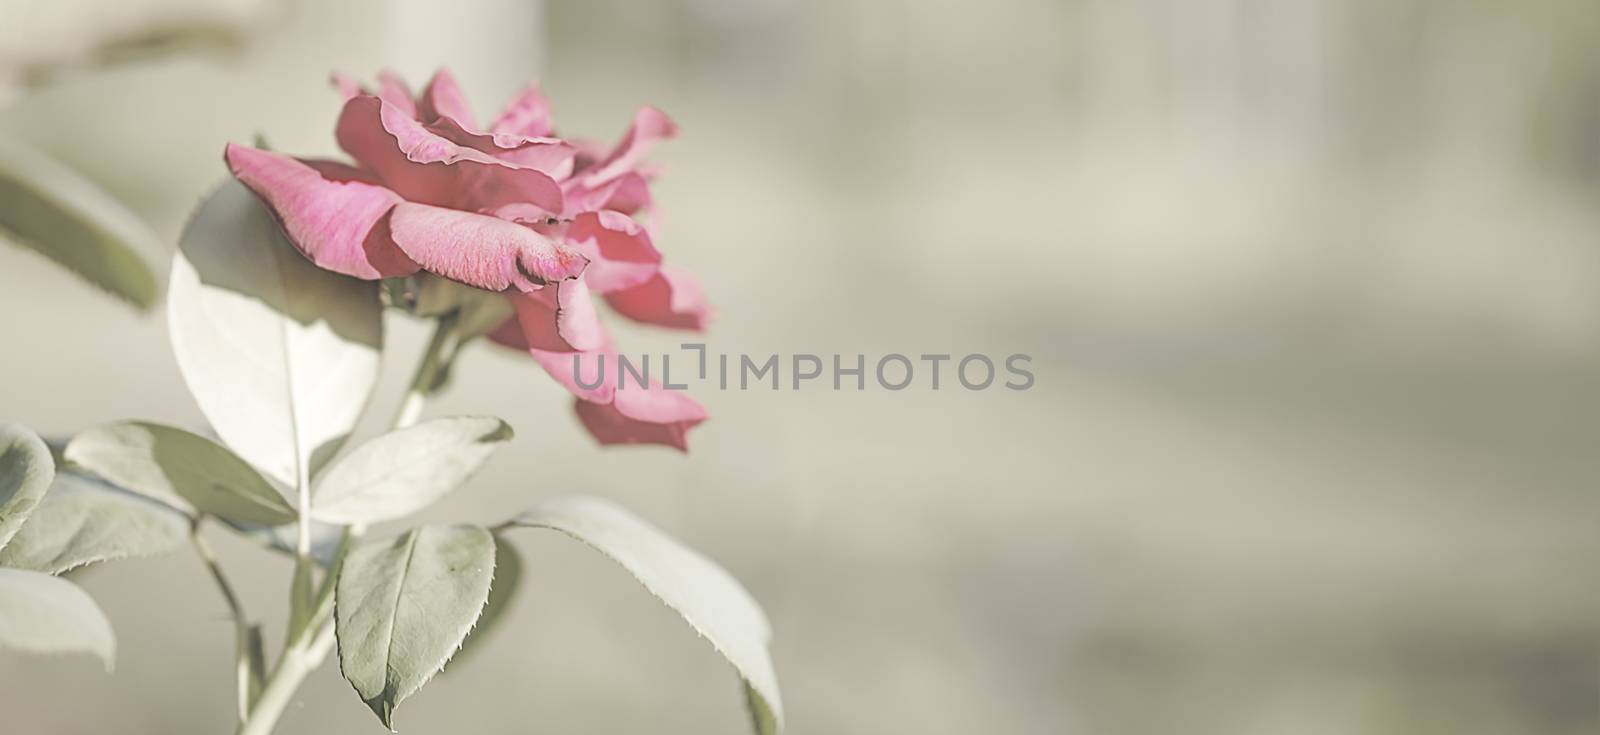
485,313 -> 613,402
224,143 -> 418,280
511,279 -> 605,352
562,171 -> 653,218
332,72 -> 363,101
486,314 -> 528,350
575,386 -> 706,451
580,106 -> 678,187
375,69 -> 418,119
613,377 -> 709,424
529,348 -> 614,404
490,84 -> 554,138
427,116 -> 577,177
604,265 -> 711,330
330,70 -> 417,118
387,202 -> 586,292
416,68 -> 476,129
508,321 -> 709,450
568,137 -> 611,172
595,172 -> 653,215
336,95 -> 563,215
563,210 -> 662,293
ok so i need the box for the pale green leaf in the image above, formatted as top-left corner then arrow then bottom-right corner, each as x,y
169,180 -> 382,487
0,469 -> 188,574
312,417 -> 512,524
0,567 -> 114,669
0,139 -> 158,309
65,422 -> 295,526
451,533 -> 522,667
0,423 -> 55,552
336,525 -> 494,729
507,497 -> 783,733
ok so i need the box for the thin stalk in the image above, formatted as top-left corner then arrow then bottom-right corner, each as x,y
395,310 -> 459,429
192,518 -> 263,724
236,314 -> 458,735
192,518 -> 245,621
237,638 -> 320,735
288,425 -> 315,638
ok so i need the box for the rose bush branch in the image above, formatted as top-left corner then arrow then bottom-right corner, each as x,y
239,311 -> 459,735
0,67 -> 782,735
189,516 -> 266,722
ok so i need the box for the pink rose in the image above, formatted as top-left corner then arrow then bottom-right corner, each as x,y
225,69 -> 710,450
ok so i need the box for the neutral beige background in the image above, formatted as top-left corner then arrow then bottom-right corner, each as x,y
2,0 -> 1599,733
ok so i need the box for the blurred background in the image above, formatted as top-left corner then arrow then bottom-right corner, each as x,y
3,0 -> 1600,732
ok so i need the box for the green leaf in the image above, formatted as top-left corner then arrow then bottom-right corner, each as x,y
312,417 -> 512,524
451,533 -> 522,667
168,180 -> 383,488
336,525 -> 495,729
0,139 -> 158,310
65,422 -> 296,526
0,423 -> 55,552
0,469 -> 189,574
506,497 -> 784,733
0,567 -> 114,669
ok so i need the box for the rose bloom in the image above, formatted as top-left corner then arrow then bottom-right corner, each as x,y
224,69 -> 710,450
